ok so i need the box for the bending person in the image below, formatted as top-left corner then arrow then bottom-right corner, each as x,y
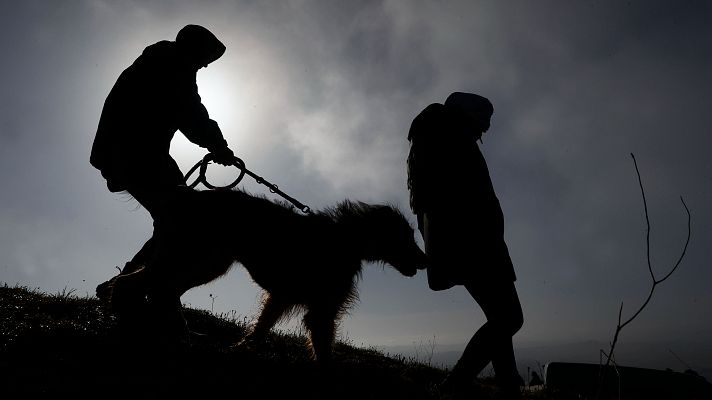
92,25 -> 236,300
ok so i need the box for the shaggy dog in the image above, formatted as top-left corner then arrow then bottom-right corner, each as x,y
104,189 -> 427,362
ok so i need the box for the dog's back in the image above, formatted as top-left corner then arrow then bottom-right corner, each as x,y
178,190 -> 352,298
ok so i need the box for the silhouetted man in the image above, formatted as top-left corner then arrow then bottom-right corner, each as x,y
92,25 -> 235,297
407,92 -> 524,398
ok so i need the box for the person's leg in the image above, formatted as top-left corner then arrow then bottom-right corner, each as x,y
97,158 -> 188,301
126,181 -> 197,340
445,307 -> 495,383
121,181 -> 191,267
443,279 -> 523,392
466,280 -> 523,390
124,237 -> 155,272
95,185 -> 159,300
96,183 -> 183,300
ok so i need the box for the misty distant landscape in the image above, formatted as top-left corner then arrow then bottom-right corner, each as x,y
384,340 -> 712,382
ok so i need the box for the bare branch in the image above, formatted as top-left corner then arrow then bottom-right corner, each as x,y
618,170 -> 691,329
617,302 -> 623,326
597,154 -> 692,398
631,153 -> 654,281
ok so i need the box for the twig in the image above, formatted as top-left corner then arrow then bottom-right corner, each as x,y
597,153 -> 692,397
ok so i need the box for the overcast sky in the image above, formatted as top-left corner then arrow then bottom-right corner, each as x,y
1,0 -> 710,372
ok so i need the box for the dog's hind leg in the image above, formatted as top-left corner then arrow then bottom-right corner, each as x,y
303,305 -> 339,364
239,293 -> 292,347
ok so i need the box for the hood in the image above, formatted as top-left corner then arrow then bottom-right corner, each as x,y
444,92 -> 494,137
176,24 -> 226,66
444,92 -> 493,119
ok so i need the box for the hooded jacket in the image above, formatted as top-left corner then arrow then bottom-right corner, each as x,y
407,102 -> 502,226
407,99 -> 516,290
91,25 -> 227,191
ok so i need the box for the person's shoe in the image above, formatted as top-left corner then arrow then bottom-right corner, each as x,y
96,262 -> 143,302
96,278 -> 114,302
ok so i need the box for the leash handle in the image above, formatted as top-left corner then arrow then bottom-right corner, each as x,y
184,153 -> 246,190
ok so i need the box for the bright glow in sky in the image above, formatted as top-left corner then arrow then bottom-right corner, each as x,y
196,66 -> 245,146
1,0 -> 711,377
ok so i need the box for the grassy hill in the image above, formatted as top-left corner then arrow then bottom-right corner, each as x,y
1,283 -> 542,399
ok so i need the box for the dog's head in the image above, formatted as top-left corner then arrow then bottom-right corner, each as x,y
365,205 -> 428,277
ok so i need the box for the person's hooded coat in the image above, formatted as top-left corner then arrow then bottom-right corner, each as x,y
407,93 -> 516,290
91,25 -> 227,192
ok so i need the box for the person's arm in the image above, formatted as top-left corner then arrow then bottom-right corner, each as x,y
176,80 -> 234,164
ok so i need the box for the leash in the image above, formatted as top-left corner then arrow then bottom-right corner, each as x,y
184,153 -> 312,214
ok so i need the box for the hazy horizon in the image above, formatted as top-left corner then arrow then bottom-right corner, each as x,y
1,0 -> 711,376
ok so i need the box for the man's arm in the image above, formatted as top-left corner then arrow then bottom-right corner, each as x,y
176,82 -> 234,164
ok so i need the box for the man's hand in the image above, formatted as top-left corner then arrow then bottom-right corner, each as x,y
211,146 -> 236,166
